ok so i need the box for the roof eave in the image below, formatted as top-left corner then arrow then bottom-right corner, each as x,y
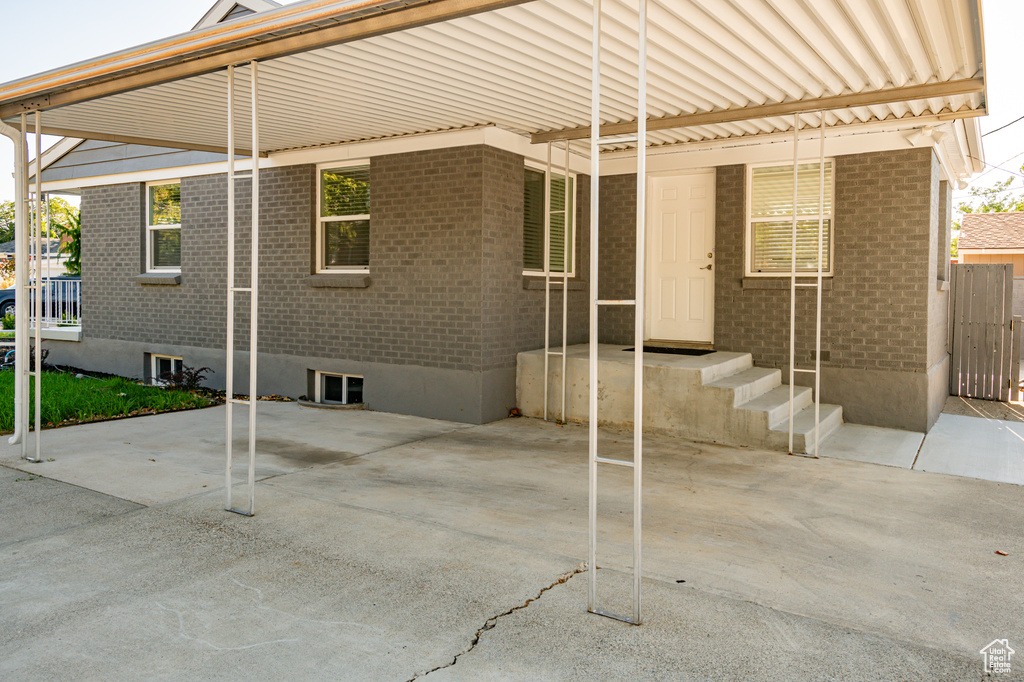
0,0 -> 530,121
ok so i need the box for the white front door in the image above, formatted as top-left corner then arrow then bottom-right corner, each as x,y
645,171 -> 716,344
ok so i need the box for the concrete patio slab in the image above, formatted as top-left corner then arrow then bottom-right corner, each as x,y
915,413 -> 1024,485
818,423 -> 924,469
426,568 -> 979,682
2,405 -> 1022,679
0,403 -> 470,506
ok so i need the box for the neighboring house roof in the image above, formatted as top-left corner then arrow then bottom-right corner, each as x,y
959,213 -> 1024,250
28,0 -> 282,184
0,239 -> 63,257
192,0 -> 281,31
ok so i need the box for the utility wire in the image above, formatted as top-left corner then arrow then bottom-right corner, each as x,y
967,156 -> 1024,180
982,114 -> 1024,138
974,150 -> 1024,181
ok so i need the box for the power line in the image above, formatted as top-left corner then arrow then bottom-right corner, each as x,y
982,114 -> 1024,137
968,156 -> 1024,180
974,151 -> 1024,181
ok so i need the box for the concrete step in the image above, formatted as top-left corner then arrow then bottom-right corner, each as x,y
738,385 -> 813,427
693,352 -> 754,384
770,403 -> 844,455
707,367 -> 781,406
516,344 -> 848,456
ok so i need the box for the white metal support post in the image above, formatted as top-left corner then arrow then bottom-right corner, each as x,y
541,140 -> 573,423
9,114 -> 29,453
225,63 -> 237,512
587,0 -> 601,618
787,114 -> 799,455
248,60 -> 260,515
630,0 -> 647,625
588,0 -> 646,626
786,112 -> 825,456
30,112 -> 43,463
225,61 -> 260,516
561,139 -> 570,422
0,118 -> 26,449
543,143 -> 552,420
814,112 -> 825,457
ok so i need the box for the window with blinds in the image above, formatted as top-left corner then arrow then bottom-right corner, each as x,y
748,161 -> 833,275
147,181 -> 181,272
318,165 -> 370,271
524,168 -> 574,274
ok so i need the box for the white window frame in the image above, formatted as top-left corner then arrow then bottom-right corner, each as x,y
146,180 -> 182,273
313,370 -> 364,404
151,354 -> 183,385
316,160 -> 371,274
744,160 -> 835,278
523,161 -> 577,278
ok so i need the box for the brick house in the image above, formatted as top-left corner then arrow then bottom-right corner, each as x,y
8,0 -> 987,444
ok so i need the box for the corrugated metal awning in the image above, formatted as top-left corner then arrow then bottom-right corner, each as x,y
0,0 -> 986,164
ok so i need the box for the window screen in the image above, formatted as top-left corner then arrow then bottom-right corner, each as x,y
319,166 -> 370,270
148,182 -> 181,270
524,168 -> 574,273
749,162 -> 833,274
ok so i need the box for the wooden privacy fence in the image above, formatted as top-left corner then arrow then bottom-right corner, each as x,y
949,263 -> 1021,401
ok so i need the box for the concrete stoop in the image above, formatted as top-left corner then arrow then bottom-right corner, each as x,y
516,343 -> 843,455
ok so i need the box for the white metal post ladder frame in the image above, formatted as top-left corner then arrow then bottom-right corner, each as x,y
225,61 -> 260,517
786,111 -> 827,458
16,111 -> 44,463
587,0 -> 645,626
542,140 -> 572,423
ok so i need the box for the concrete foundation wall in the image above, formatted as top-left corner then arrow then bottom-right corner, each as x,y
43,337 -> 507,423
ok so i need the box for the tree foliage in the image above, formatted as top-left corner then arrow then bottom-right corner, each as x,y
955,170 -> 1024,226
0,197 -> 79,243
0,197 -> 81,275
60,211 -> 81,276
952,166 -> 1024,258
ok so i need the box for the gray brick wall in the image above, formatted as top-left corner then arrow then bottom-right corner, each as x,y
716,147 -> 937,372
596,174 -> 637,344
81,144 -> 587,382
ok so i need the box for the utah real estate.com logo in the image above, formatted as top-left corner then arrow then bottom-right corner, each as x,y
981,639 -> 1015,675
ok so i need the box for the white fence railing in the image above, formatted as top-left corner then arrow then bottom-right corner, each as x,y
28,278 -> 81,328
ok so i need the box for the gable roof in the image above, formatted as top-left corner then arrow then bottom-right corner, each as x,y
959,213 -> 1024,250
28,0 -> 281,182
192,0 -> 281,31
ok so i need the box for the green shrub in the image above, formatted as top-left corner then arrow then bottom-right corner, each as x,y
2,313 -> 14,330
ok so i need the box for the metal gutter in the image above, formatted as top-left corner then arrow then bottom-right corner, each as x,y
0,121 -> 27,446
0,0 -> 532,120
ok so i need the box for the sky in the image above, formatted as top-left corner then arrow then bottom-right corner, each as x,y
0,0 -> 1021,208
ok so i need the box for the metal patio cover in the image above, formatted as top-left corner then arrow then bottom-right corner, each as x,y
0,0 -> 986,161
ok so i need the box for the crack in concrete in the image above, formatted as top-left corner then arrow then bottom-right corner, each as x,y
407,562 -> 587,681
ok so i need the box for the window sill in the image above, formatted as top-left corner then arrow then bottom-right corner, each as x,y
135,273 -> 181,286
522,277 -> 587,291
305,274 -> 371,288
742,277 -> 833,290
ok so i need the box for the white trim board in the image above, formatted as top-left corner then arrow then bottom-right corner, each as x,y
40,122 -> 957,194
39,126 -> 592,193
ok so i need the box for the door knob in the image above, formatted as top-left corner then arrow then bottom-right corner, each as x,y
703,264 -> 712,270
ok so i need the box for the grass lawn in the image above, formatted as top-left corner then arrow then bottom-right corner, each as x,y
0,369 -> 213,433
